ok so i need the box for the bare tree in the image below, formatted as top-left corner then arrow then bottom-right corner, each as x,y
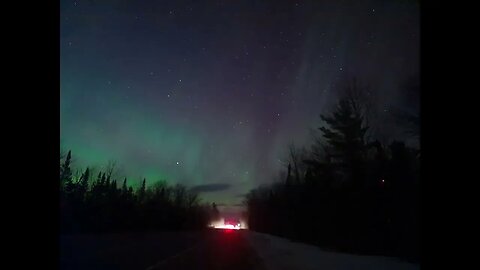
105,160 -> 117,180
287,142 -> 306,183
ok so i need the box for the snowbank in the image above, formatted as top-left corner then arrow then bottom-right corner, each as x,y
244,231 -> 420,270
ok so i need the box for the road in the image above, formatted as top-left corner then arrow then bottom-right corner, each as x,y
60,229 -> 265,270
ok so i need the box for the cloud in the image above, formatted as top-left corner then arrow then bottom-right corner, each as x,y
190,183 -> 231,193
214,203 -> 228,207
231,203 -> 244,207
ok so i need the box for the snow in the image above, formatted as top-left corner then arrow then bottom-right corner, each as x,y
244,231 -> 420,270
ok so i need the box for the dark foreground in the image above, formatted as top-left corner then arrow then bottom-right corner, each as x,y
60,229 -> 265,270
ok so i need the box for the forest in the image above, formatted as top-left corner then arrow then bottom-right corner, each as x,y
60,77 -> 419,261
245,78 -> 420,261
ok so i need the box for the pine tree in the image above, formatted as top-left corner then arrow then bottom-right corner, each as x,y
100,173 -> 106,194
77,167 -> 90,200
319,97 -> 369,189
106,174 -> 111,190
61,150 -> 74,195
138,178 -> 146,203
122,177 -> 128,195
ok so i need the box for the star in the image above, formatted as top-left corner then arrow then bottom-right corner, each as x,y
176,161 -> 180,165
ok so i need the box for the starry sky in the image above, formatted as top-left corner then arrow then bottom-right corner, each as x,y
60,0 -> 419,212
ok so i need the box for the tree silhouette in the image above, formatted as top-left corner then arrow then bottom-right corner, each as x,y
138,178 -> 146,203
319,95 -> 369,189
60,151 -> 209,233
60,150 -> 75,198
122,177 -> 128,196
211,202 -> 220,222
246,78 -> 420,261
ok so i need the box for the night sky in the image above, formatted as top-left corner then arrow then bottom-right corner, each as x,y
60,0 -> 419,211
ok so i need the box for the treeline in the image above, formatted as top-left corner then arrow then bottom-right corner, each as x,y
246,80 -> 420,261
60,153 -> 210,233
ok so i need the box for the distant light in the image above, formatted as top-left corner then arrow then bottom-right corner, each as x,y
381,179 -> 385,183
176,161 -> 180,165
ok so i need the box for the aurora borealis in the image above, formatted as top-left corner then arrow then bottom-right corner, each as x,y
60,0 -> 419,210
